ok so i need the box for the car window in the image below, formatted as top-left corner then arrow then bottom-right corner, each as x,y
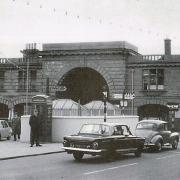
79,124 -> 101,134
101,125 -> 111,135
3,121 -> 8,128
0,121 -> 3,128
121,125 -> 130,135
158,123 -> 168,131
114,126 -> 123,135
1,121 -> 5,128
136,122 -> 157,130
79,124 -> 111,135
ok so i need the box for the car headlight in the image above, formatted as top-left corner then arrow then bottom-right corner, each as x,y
63,140 -> 69,147
92,141 -> 99,149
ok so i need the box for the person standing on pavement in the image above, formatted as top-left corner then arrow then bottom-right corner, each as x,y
29,109 -> 42,147
12,112 -> 21,141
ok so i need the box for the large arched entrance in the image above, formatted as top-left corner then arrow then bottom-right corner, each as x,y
56,67 -> 108,104
138,104 -> 169,121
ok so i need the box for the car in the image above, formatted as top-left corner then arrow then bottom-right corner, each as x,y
0,120 -> 12,140
135,119 -> 179,152
62,122 -> 145,161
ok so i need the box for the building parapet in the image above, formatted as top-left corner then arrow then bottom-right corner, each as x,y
128,54 -> 180,63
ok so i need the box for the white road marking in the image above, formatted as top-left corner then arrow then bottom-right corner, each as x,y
156,153 -> 180,160
84,163 -> 138,175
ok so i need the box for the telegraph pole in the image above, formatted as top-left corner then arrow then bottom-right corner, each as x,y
25,44 -> 30,115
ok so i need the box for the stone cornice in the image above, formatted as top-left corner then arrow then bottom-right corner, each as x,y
38,48 -> 139,57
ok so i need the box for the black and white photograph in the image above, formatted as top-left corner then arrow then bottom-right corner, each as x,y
0,0 -> 180,179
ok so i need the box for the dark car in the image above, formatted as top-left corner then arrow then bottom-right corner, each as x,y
135,120 -> 179,152
62,122 -> 145,161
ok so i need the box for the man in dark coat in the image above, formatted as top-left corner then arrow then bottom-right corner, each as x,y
12,112 -> 21,141
29,109 -> 42,147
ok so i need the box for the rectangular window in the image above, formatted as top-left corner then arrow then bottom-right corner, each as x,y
143,69 -> 164,90
30,70 -> 37,91
0,71 -> 5,90
18,71 -> 26,91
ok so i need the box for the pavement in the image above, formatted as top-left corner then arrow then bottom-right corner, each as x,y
0,138 -> 64,160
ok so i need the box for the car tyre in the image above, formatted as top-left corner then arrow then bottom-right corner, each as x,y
73,152 -> 84,161
134,149 -> 142,157
7,136 -> 10,140
172,139 -> 178,149
0,134 -> 1,141
155,141 -> 162,152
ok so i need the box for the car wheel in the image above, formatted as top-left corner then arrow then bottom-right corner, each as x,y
155,141 -> 162,152
73,152 -> 84,161
0,134 -> 1,141
134,149 -> 142,157
7,136 -> 10,140
172,139 -> 178,149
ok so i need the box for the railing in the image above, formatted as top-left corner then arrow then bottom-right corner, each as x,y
52,108 -> 132,116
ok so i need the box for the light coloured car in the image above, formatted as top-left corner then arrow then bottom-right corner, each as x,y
135,120 -> 179,152
0,120 -> 12,140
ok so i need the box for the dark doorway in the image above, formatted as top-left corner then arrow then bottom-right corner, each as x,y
0,103 -> 8,119
138,104 -> 169,121
14,103 -> 25,117
56,68 -> 108,104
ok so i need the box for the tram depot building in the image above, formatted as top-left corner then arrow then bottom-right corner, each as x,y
0,39 -> 180,131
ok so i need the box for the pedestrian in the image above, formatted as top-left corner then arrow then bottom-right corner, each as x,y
29,109 -> 42,147
12,112 -> 21,141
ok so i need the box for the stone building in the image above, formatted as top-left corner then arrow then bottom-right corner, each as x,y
0,39 -> 180,128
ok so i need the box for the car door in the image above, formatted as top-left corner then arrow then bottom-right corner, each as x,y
0,121 -> 6,138
113,125 -> 137,151
158,123 -> 171,144
121,125 -> 137,149
3,121 -> 9,137
112,125 -> 126,150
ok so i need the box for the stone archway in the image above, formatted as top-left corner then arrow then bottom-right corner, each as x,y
56,67 -> 109,104
47,60 -> 115,98
138,104 -> 169,121
136,99 -> 170,121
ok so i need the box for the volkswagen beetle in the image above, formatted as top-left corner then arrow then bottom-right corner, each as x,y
62,122 -> 145,161
135,120 -> 179,152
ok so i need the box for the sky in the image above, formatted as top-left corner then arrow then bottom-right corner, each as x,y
0,0 -> 180,57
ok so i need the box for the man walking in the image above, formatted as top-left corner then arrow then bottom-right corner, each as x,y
12,112 -> 21,141
29,109 -> 42,147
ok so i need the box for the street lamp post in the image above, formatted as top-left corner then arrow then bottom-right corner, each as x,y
131,69 -> 135,115
102,86 -> 108,122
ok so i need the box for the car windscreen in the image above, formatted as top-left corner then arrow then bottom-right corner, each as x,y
136,122 -> 157,130
79,124 -> 111,135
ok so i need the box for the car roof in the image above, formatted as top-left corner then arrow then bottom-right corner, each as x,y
82,122 -> 127,127
138,119 -> 167,125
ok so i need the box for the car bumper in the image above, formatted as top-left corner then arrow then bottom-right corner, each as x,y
62,147 -> 106,154
144,142 -> 155,148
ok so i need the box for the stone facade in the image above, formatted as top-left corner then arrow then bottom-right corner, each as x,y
0,40 -> 180,127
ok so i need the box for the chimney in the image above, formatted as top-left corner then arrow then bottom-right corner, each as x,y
164,39 -> 171,55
